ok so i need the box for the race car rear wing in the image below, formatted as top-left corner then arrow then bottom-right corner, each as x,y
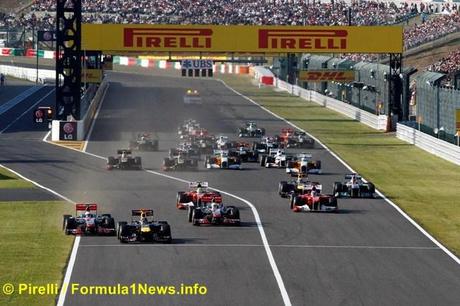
76,203 -> 97,213
117,149 -> 132,155
345,174 -> 361,180
132,209 -> 153,217
189,181 -> 208,190
297,153 -> 313,159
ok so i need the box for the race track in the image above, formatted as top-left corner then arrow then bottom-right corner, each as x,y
0,71 -> 459,305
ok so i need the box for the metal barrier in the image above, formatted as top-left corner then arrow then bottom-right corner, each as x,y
397,123 -> 460,166
275,78 -> 387,130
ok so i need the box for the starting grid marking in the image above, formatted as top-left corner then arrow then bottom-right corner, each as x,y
78,243 -> 440,250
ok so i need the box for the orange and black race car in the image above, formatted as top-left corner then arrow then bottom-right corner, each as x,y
285,153 -> 322,175
205,150 -> 242,170
176,182 -> 222,209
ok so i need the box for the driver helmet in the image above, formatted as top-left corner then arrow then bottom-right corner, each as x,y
311,187 -> 317,197
84,211 -> 91,218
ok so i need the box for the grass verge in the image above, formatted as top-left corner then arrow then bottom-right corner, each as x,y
0,167 -> 34,189
0,201 -> 73,306
220,74 -> 460,256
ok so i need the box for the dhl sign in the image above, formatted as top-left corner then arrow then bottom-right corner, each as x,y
82,24 -> 403,54
299,70 -> 355,82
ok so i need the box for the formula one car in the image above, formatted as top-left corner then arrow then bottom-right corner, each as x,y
187,201 -> 240,226
129,132 -> 159,151
169,142 -> 201,160
238,121 -> 265,138
278,176 -> 322,198
162,153 -> 199,171
63,203 -> 116,235
259,148 -> 290,168
178,119 -> 201,137
333,174 -> 375,198
107,149 -> 142,170
275,128 -> 315,148
289,190 -> 338,212
183,89 -> 202,104
117,209 -> 172,243
286,153 -> 322,175
176,182 -> 222,209
252,136 -> 284,154
229,142 -> 259,162
205,150 -> 242,170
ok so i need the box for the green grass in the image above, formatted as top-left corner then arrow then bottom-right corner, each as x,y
0,167 -> 34,189
220,75 -> 460,256
0,201 -> 74,306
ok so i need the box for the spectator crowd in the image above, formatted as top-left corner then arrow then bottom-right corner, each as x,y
1,0 -> 420,28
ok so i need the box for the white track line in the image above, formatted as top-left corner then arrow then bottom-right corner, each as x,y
218,78 -> 460,265
82,83 -> 109,152
0,163 -> 80,306
0,87 -> 55,134
79,243 -> 440,250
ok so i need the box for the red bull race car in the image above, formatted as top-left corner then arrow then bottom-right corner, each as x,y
117,209 -> 172,243
63,204 -> 116,235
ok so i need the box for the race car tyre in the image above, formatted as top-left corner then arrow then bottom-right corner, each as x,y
351,188 -> 359,198
333,182 -> 342,197
116,221 -> 127,239
315,160 -> 322,169
177,192 -> 189,207
259,155 -> 266,167
107,156 -> 115,166
187,207 -> 193,222
105,218 -> 116,231
63,217 -> 77,235
289,195 -> 295,209
134,157 -> 142,169
152,140 -> 159,151
226,206 -> 240,220
293,196 -> 305,209
278,181 -> 288,196
62,214 -> 72,230
260,128 -> 266,136
367,182 -> 376,198
192,209 -> 202,226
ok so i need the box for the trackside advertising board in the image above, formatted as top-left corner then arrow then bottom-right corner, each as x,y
82,24 -> 403,54
299,70 -> 355,82
456,109 -> 460,133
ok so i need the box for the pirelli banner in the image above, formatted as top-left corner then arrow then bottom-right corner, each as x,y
299,70 -> 355,82
82,24 -> 403,54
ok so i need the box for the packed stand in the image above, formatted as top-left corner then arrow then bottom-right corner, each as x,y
427,50 -> 460,88
26,0 -> 416,26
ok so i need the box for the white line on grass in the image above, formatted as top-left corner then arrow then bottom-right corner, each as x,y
217,78 -> 460,265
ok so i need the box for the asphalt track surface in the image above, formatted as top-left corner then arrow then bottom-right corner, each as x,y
0,71 -> 459,305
